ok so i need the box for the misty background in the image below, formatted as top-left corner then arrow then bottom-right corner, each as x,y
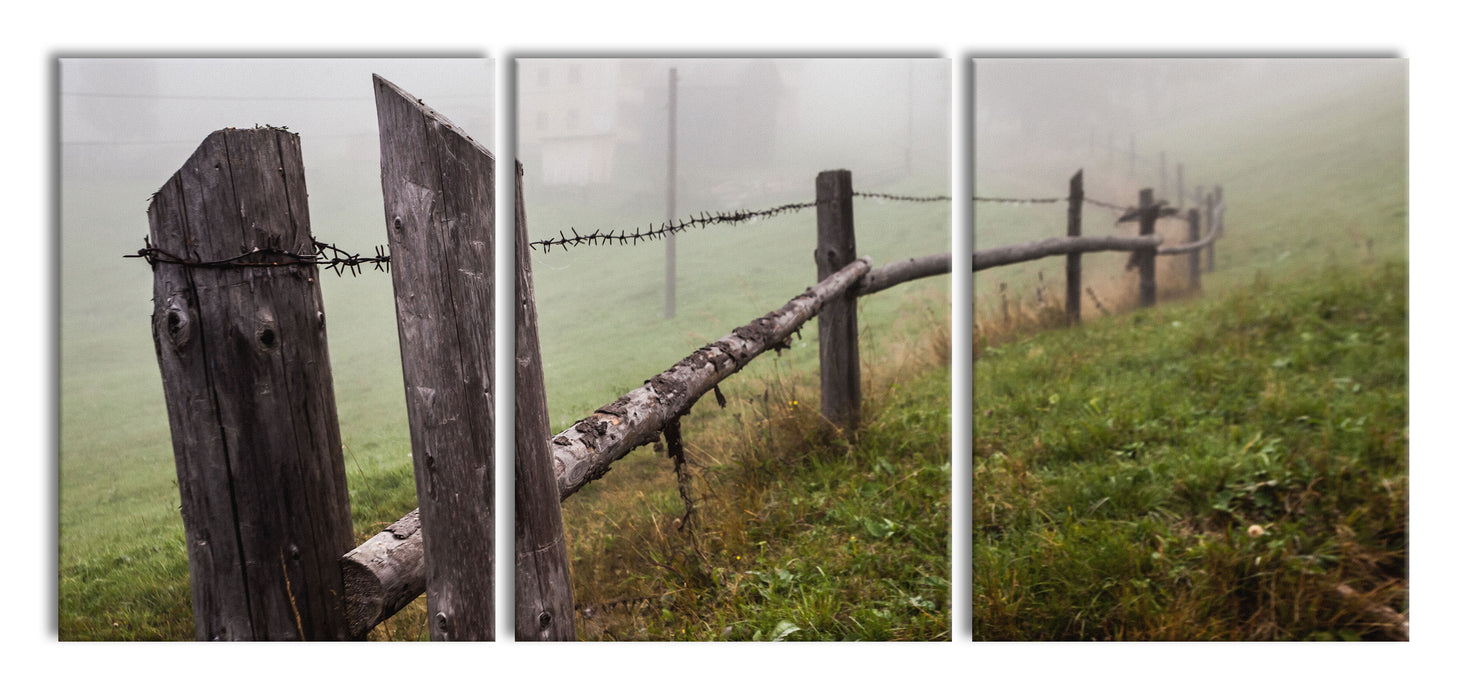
514,58 -> 952,427
972,58 -> 1405,199
967,58 -> 1406,319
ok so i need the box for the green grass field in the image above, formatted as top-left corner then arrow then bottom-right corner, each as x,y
968,60 -> 1407,640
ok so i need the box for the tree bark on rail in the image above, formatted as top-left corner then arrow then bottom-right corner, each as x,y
340,509 -> 425,638
375,74 -> 495,641
148,128 -> 354,641
551,256 -> 874,501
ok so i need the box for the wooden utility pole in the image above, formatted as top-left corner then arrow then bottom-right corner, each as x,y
148,127 -> 354,641
1176,163 -> 1185,210
815,169 -> 860,432
374,75 -> 496,641
513,161 -> 576,640
1158,152 -> 1167,200
664,67 -> 678,319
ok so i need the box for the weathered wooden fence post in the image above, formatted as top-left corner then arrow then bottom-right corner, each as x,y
1205,190 -> 1216,275
147,127 -> 354,641
1065,169 -> 1083,326
1210,185 -> 1224,272
374,75 -> 495,641
1136,188 -> 1158,308
513,161 -> 576,641
815,169 -> 860,433
1187,207 -> 1202,292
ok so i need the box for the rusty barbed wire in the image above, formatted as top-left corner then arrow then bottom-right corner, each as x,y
973,194 -> 1063,205
531,189 -> 1077,253
126,237 -> 392,276
1083,197 -> 1131,212
529,200 -> 820,253
855,191 -> 951,204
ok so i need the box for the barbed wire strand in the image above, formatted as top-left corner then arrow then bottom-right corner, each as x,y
126,237 -> 391,276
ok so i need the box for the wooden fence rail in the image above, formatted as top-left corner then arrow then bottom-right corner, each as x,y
146,87 -> 1228,638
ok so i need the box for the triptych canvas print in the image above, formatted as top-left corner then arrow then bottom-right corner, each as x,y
57,56 -> 1407,642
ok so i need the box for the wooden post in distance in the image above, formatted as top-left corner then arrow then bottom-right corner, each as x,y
1136,188 -> 1158,308
1065,170 -> 1083,326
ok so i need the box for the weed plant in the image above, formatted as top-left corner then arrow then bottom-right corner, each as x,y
560,288 -> 953,641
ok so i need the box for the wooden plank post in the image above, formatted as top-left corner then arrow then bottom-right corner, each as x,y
147,127 -> 354,641
513,161 -> 576,640
1136,188 -> 1158,308
815,169 -> 860,433
1065,169 -> 1083,326
1187,207 -> 1202,292
1210,185 -> 1224,272
664,67 -> 678,320
374,75 -> 495,641
1204,190 -> 1216,275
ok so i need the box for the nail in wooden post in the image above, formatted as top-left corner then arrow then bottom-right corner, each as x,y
815,169 -> 860,432
1187,207 -> 1202,292
374,75 -> 495,641
513,161 -> 575,641
1137,188 -> 1158,308
148,128 -> 354,640
1065,170 -> 1083,326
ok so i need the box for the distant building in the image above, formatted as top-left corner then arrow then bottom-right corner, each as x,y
518,59 -> 794,190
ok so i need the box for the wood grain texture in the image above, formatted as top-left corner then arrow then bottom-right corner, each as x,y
815,170 -> 860,432
148,128 -> 353,640
375,75 -> 495,641
513,162 -> 576,640
340,509 -> 425,638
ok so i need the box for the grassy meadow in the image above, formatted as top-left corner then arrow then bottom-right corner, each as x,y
969,60 -> 1407,639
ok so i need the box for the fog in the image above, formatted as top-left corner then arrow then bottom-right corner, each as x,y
972,58 -> 1405,194
514,58 -> 953,424
58,59 -> 495,517
517,58 -> 951,221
